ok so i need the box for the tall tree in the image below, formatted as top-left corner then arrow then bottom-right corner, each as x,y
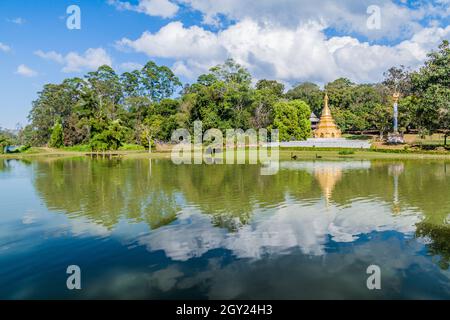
86,66 -> 122,104
209,58 -> 252,86
367,103 -> 392,138
412,40 -> 450,144
256,80 -> 285,97
325,78 -> 355,110
187,60 -> 254,131
28,78 -> 83,146
251,84 -> 280,129
383,65 -> 413,96
121,70 -> 143,98
141,61 -> 181,102
0,130 -> 12,154
141,115 -> 164,153
286,82 -> 323,115
86,65 -> 123,121
251,91 -> 273,130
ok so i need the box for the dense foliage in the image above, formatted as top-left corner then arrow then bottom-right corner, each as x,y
0,128 -> 17,153
9,40 -> 450,150
271,100 -> 311,141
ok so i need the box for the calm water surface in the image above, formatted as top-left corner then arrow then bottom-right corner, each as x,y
1,158 -> 450,299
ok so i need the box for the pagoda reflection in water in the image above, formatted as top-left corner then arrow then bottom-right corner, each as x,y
279,161 -> 371,205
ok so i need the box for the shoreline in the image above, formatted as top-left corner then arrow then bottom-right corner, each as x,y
2,147 -> 450,161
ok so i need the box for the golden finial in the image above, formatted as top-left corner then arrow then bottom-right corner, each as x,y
322,92 -> 331,117
393,92 -> 400,103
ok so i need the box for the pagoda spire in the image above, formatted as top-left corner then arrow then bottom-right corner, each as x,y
322,92 -> 331,117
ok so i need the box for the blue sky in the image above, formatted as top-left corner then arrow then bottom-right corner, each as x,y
0,0 -> 449,129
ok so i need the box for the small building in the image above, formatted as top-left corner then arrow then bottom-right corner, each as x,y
310,112 -> 320,131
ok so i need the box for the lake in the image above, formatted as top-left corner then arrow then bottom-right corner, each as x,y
1,157 -> 450,299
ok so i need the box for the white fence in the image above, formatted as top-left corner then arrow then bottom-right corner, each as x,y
266,138 -> 372,149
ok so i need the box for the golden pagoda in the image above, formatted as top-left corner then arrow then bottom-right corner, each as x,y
314,93 -> 341,138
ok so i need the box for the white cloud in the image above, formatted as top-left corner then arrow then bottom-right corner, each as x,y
117,21 -> 223,59
69,218 -> 112,237
107,0 -> 449,41
22,210 -> 39,225
0,42 -> 11,52
15,64 -> 38,77
111,0 -> 450,84
117,19 -> 450,84
119,61 -> 144,71
8,17 -> 26,25
178,0 -> 441,40
34,50 -> 64,63
109,0 -> 179,18
172,60 -> 196,79
35,48 -> 113,73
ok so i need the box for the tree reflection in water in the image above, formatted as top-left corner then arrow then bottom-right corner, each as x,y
31,157 -> 450,268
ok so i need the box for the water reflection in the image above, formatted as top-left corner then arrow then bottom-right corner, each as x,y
0,159 -> 15,173
2,158 -> 450,299
30,158 -> 450,265
279,160 -> 371,205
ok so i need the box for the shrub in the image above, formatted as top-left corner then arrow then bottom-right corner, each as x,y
338,150 -> 355,155
49,120 -> 64,148
118,144 -> 146,151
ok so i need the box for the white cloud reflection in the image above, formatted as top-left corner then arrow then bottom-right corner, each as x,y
137,198 -> 422,261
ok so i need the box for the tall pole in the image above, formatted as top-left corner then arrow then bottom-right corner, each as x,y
393,92 -> 400,134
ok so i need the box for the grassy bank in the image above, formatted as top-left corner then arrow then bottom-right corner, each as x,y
278,149 -> 450,160
2,145 -> 450,161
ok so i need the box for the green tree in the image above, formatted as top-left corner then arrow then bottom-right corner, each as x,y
325,78 -> 355,110
49,119 -> 64,148
17,125 -> 34,147
186,59 -> 255,131
0,132 -> 11,154
412,40 -> 450,145
251,87 -> 278,129
209,58 -> 252,86
89,120 -> 126,151
383,65 -> 412,96
141,61 -> 182,102
86,65 -> 124,121
28,78 -> 83,146
271,100 -> 311,141
398,96 -> 419,133
256,80 -> 285,97
121,70 -> 143,98
367,103 -> 392,139
141,115 -> 164,153
286,82 -> 323,115
153,99 -> 180,117
347,84 -> 383,132
86,65 -> 123,106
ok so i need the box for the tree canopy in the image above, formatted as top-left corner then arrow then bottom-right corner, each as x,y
13,41 -> 450,149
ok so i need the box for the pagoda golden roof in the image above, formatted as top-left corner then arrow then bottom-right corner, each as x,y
314,93 -> 341,139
